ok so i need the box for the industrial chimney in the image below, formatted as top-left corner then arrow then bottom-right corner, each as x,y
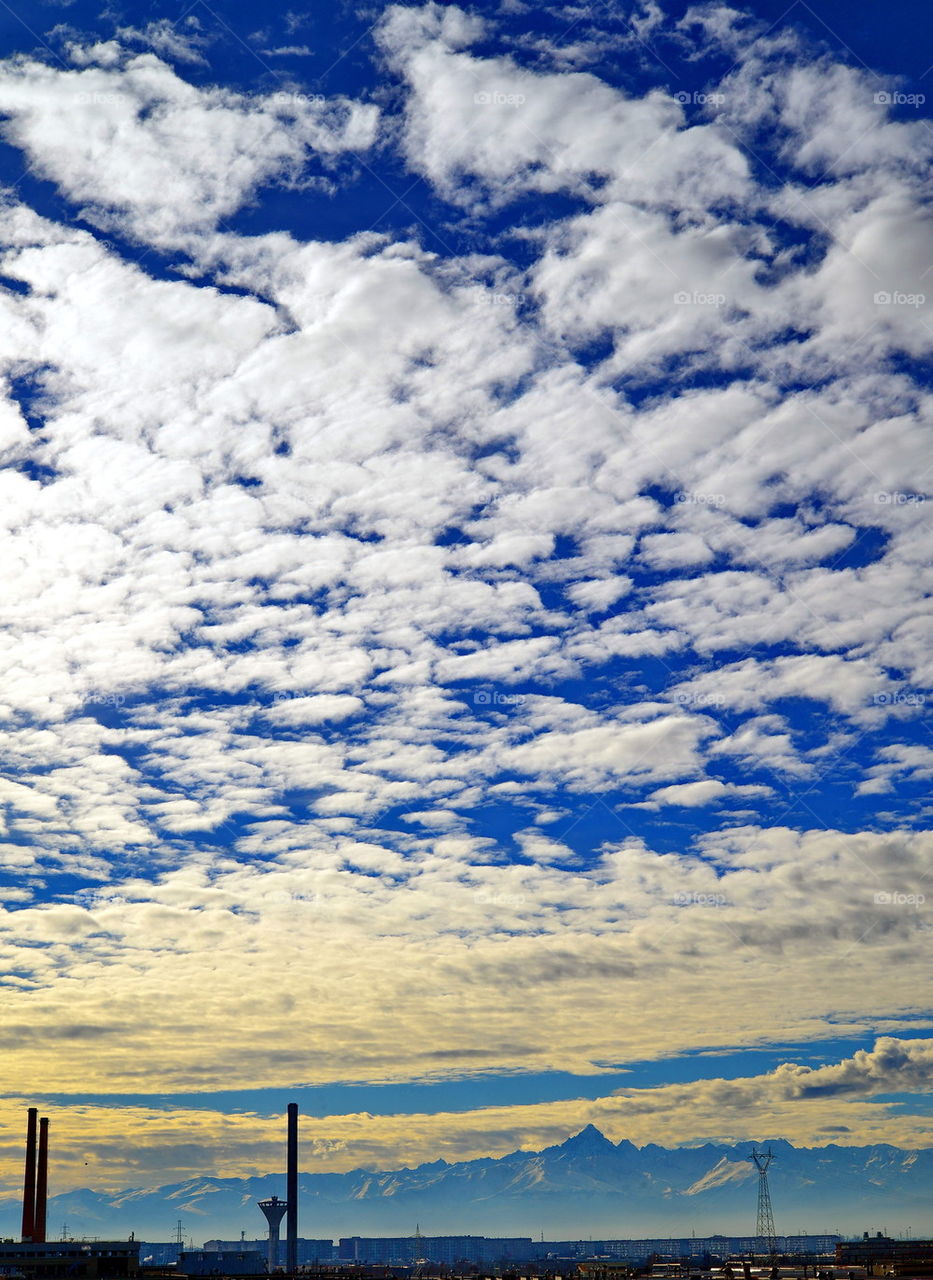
286,1104 -> 298,1273
35,1117 -> 49,1244
21,1108 -> 37,1243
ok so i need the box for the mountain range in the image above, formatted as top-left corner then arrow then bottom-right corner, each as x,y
3,1127 -> 931,1244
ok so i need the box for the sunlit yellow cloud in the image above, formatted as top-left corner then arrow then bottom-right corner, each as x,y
2,829 -> 931,1098
2,1040 -> 931,1195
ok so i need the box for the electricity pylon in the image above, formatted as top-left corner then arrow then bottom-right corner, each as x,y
748,1147 -> 778,1265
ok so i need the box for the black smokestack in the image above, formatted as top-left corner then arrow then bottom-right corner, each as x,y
286,1103 -> 298,1273
34,1117 -> 49,1244
21,1107 -> 37,1243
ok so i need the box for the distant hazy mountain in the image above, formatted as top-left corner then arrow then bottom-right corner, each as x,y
3,1127 -> 930,1244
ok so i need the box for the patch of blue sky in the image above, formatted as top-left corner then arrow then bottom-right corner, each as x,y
25,1032 -> 933,1124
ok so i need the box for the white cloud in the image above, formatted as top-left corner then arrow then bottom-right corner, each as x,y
0,51 -> 378,247
265,695 -> 364,725
643,779 -> 772,808
0,0 -> 929,1152
113,19 -> 211,65
857,744 -> 933,796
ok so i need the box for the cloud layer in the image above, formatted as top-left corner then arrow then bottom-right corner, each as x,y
2,1039 -> 932,1194
0,0 -> 930,1189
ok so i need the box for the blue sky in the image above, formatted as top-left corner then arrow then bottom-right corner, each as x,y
0,0 -> 931,1200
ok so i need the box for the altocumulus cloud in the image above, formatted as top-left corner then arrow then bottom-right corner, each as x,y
0,0 -> 930,1183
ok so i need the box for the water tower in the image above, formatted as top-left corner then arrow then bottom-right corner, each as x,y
258,1196 -> 287,1272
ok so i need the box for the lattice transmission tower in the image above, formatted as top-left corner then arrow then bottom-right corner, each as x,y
748,1147 -> 778,1264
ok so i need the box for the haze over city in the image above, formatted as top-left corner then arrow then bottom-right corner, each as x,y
0,0 -> 930,1246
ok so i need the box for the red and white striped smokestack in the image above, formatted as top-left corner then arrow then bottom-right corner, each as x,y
21,1107 -> 37,1243
34,1117 -> 49,1244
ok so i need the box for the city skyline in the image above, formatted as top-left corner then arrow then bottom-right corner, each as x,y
0,0 -> 931,1214
4,1118 -> 931,1241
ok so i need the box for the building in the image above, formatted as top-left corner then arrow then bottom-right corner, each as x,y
538,1238 -> 841,1262
176,1252 -> 266,1276
204,1241 -> 335,1265
136,1245 -> 186,1267
0,1240 -> 140,1280
578,1263 -> 636,1280
337,1237 -> 535,1265
836,1236 -> 933,1276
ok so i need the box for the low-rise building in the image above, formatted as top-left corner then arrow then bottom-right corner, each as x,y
836,1236 -> 933,1276
337,1238 -> 535,1265
177,1251 -> 266,1276
0,1240 -> 140,1280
